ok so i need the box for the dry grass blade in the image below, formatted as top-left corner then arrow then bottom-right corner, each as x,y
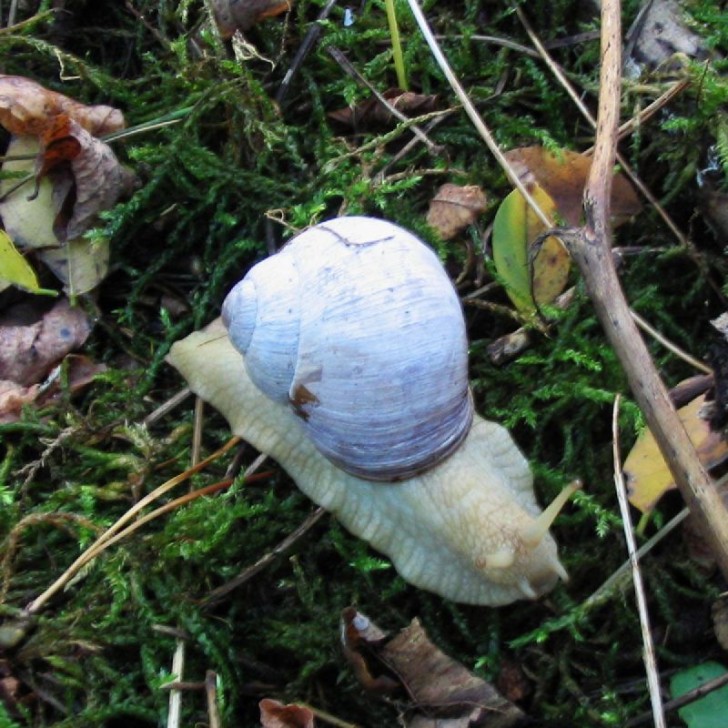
167,638 -> 186,728
613,394 -> 666,728
404,0 -> 552,230
583,507 -> 689,610
25,436 -> 241,614
631,310 -> 713,375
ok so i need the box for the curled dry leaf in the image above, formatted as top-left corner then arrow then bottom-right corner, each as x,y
503,146 -> 642,226
0,379 -> 41,424
426,183 -> 487,240
211,0 -> 293,37
341,608 -> 525,728
0,354 -> 105,424
328,88 -> 438,127
341,607 -> 400,695
1,127 -> 132,243
259,698 -> 315,728
0,297 -> 91,386
624,393 -> 728,513
47,117 -> 134,241
0,130 -> 128,292
0,74 -> 125,137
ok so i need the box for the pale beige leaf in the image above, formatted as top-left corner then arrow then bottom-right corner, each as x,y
38,237 -> 110,296
0,135 -> 59,249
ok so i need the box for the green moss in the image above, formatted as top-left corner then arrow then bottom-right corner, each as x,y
1,0 -> 726,725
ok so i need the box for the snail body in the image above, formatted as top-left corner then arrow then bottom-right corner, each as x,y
169,216 -> 572,605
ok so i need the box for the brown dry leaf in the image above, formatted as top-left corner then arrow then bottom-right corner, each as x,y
426,183 -> 487,240
341,607 -> 400,694
624,393 -> 728,512
259,698 -> 315,728
0,74 -> 124,137
47,118 -> 134,241
36,113 -> 83,177
496,659 -> 532,703
328,88 -> 438,127
1,128 -> 132,246
503,146 -> 642,226
341,608 -> 525,728
0,297 -> 92,386
211,0 -> 292,37
0,354 -> 105,423
0,379 -> 41,424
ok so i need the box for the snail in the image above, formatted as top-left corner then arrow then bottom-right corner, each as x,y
168,216 -> 575,605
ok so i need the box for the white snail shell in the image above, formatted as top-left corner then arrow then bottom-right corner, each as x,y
221,216 -> 474,481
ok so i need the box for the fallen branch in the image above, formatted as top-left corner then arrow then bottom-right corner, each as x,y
562,0 -> 728,578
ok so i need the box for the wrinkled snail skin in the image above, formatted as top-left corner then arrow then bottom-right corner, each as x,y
167,216 -> 569,605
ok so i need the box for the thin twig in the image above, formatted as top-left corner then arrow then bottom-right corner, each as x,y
0,8 -> 54,34
515,6 -> 691,251
613,395 -> 666,728
275,0 -> 338,106
327,46 -> 441,153
143,387 -> 192,427
404,0 -> 553,230
24,437 -> 240,614
192,396 -> 204,467
626,670 -> 728,727
631,310 -> 713,375
205,671 -> 222,728
583,507 -> 689,610
203,506 -> 326,605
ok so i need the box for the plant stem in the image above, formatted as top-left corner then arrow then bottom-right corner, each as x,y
385,0 -> 408,90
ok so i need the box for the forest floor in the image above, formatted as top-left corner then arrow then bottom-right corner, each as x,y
1,0 -> 728,726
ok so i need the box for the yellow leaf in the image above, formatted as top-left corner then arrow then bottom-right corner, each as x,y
0,229 -> 51,294
624,394 -> 728,513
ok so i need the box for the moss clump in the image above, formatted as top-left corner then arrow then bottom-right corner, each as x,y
1,0 -> 727,725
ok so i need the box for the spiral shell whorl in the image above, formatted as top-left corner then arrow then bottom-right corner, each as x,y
222,216 -> 473,481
